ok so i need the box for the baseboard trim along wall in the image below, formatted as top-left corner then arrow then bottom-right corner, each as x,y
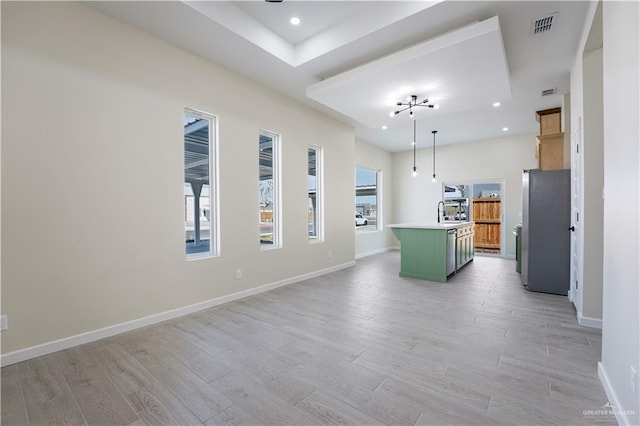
0,261 -> 356,367
578,312 -> 603,329
354,246 -> 393,259
598,362 -> 637,426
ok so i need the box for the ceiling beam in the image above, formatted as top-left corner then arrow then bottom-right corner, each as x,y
184,119 -> 209,135
185,158 -> 209,170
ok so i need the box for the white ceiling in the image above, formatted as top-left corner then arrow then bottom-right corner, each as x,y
232,1 -> 374,45
90,1 -> 589,152
306,16 -> 512,132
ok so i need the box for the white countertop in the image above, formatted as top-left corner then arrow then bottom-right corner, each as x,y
387,221 -> 473,230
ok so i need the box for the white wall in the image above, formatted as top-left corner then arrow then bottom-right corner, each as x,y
391,134 -> 538,257
0,2 -> 3,358
599,1 -> 640,424
1,2 -> 355,358
582,47 -> 604,321
354,139 -> 395,258
569,1 -> 603,325
562,93 -> 571,170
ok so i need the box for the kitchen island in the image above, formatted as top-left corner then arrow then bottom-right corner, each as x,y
388,222 -> 474,282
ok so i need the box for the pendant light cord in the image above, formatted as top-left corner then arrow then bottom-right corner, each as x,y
432,130 -> 438,181
413,120 -> 417,170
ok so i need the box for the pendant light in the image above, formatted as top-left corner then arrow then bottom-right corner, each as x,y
411,120 -> 417,177
390,95 -> 435,117
431,130 -> 438,183
388,94 -> 436,178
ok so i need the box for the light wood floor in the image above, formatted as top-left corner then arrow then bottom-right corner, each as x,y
2,253 -> 614,425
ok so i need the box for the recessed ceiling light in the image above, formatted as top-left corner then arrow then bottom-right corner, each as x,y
493,102 -> 501,107
502,127 -> 509,132
290,17 -> 300,26
381,125 -> 388,130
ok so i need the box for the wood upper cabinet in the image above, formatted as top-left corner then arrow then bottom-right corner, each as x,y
536,107 -> 562,135
473,197 -> 501,254
535,107 -> 565,170
537,133 -> 565,170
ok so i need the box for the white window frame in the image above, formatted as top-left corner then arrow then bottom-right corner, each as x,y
308,145 -> 324,243
184,107 -> 219,260
259,130 -> 282,250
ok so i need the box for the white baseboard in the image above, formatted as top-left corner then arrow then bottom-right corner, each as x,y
0,261 -> 356,367
578,311 -> 603,329
598,362 -> 638,425
355,246 -> 393,259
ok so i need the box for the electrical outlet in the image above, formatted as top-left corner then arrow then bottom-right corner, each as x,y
631,366 -> 637,395
236,269 -> 242,279
0,315 -> 8,331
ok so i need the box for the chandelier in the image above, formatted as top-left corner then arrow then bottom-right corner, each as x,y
390,95 -> 435,118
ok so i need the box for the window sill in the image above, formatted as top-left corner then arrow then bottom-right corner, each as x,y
356,228 -> 380,234
187,253 -> 218,261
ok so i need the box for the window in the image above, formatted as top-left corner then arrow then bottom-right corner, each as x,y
442,183 -> 470,221
259,131 -> 281,248
355,167 -> 379,230
308,146 -> 323,242
184,109 -> 218,259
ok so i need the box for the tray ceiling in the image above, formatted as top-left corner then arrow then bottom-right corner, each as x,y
89,1 -> 589,151
307,16 -> 511,133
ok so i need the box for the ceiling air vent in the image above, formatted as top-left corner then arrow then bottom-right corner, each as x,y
541,88 -> 558,97
531,13 -> 558,35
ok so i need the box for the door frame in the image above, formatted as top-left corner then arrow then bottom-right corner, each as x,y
441,178 -> 506,256
569,116 -> 582,310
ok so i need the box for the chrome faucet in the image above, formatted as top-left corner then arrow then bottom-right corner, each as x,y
437,201 -> 445,223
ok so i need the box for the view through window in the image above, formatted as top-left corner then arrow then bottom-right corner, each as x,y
355,167 -> 378,230
259,132 -> 280,248
184,109 -> 217,258
308,146 -> 323,241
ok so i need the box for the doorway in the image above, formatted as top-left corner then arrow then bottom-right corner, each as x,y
442,180 -> 505,255
471,183 -> 503,255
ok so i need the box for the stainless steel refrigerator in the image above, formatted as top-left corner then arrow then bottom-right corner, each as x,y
521,169 -> 571,295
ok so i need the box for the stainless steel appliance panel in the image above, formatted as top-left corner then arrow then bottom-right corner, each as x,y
514,224 -> 522,273
521,172 -> 530,285
521,169 -> 571,295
